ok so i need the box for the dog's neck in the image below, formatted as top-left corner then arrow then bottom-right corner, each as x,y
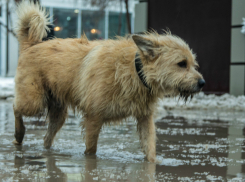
135,53 -> 151,91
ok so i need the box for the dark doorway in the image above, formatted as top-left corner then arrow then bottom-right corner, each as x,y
148,0 -> 231,94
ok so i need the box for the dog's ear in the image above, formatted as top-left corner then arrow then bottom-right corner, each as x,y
132,35 -> 158,60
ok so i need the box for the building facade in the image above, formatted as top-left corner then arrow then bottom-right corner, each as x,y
147,0 -> 245,96
230,0 -> 245,95
2,0 -> 243,96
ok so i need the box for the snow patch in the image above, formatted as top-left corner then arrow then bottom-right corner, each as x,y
159,92 -> 245,111
0,77 -> 15,99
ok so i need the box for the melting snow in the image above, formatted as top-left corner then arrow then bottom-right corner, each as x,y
0,77 -> 15,99
159,92 -> 245,111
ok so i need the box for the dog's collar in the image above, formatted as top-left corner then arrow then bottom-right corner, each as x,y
135,53 -> 151,90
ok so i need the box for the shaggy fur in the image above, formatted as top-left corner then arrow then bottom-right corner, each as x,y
16,1 -> 50,50
13,1 -> 204,162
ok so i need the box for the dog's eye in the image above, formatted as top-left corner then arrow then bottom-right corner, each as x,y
178,60 -> 187,68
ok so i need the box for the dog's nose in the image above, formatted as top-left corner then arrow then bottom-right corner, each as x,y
198,79 -> 205,88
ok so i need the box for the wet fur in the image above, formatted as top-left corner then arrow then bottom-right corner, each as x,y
13,1 -> 204,162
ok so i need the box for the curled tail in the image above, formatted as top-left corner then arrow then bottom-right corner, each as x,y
16,1 -> 50,50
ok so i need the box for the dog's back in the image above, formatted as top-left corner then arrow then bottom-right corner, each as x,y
15,1 -> 151,118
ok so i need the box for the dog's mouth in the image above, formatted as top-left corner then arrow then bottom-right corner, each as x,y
179,90 -> 195,102
178,87 -> 202,103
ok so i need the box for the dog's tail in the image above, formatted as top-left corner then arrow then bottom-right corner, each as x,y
16,1 -> 50,50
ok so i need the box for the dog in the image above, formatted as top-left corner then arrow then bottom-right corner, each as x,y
13,1 -> 205,162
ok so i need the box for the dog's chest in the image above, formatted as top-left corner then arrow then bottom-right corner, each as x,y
102,97 -> 155,120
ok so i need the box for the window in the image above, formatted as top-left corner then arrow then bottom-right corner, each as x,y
109,12 -> 131,38
81,10 -> 105,40
51,8 -> 133,40
53,8 -> 78,38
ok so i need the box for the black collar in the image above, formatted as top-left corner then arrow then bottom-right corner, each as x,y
135,53 -> 151,90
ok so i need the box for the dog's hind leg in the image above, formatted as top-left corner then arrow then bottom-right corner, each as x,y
44,99 -> 67,149
13,77 -> 46,145
83,117 -> 103,154
137,114 -> 156,163
13,106 -> 25,145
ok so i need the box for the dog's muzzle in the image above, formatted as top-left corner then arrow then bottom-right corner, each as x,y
198,79 -> 205,89
178,78 -> 205,102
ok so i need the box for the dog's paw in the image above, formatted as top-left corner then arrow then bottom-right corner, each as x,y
44,144 -> 52,149
43,135 -> 53,149
12,139 -> 22,145
43,140 -> 52,149
147,155 -> 157,163
84,149 -> 97,155
14,129 -> 25,144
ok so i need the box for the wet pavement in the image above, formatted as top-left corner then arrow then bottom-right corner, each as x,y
0,100 -> 245,181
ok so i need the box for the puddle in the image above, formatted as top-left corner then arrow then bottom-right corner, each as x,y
0,100 -> 245,181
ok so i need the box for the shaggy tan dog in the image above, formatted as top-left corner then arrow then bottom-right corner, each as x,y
13,1 -> 205,162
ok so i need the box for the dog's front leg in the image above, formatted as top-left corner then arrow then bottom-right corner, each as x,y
83,117 -> 103,154
137,114 -> 156,163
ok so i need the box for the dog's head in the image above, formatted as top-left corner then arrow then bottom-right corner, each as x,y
132,33 -> 205,100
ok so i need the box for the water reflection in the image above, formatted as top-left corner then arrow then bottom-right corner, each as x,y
1,101 -> 245,181
10,150 -> 156,182
46,155 -> 67,182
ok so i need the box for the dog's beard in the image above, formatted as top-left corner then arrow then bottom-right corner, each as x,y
178,86 -> 201,103
178,90 -> 194,103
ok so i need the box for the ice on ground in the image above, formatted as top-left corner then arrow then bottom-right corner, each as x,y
1,101 -> 245,181
159,92 -> 245,111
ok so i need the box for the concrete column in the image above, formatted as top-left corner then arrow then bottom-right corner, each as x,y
230,0 -> 245,96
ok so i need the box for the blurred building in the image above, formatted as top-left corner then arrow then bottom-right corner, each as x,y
0,0 -> 136,76
0,0 -> 19,77
145,0 -> 245,96
230,0 -> 245,96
